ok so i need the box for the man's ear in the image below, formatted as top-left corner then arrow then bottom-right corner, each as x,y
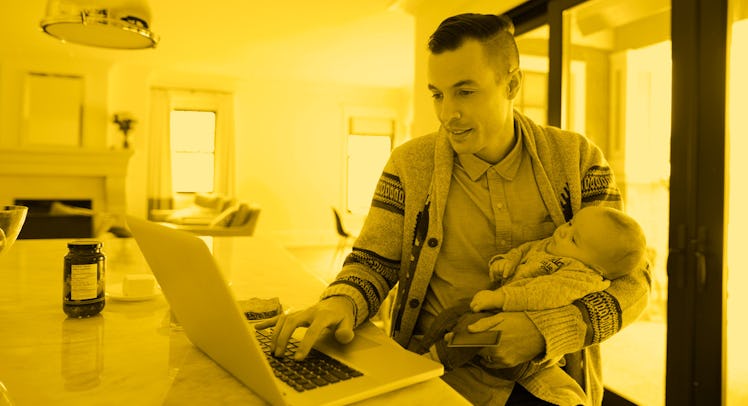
507,69 -> 523,100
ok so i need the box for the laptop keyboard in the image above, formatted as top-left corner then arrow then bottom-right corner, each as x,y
254,328 -> 363,392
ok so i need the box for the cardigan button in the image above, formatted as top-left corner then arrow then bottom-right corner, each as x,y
408,298 -> 420,308
427,238 -> 439,247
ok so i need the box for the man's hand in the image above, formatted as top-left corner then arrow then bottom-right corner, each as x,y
255,296 -> 355,360
467,311 -> 544,367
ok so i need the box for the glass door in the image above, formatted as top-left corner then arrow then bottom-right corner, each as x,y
514,24 -> 550,125
511,0 -> 738,402
559,1 -> 671,404
726,1 -> 748,403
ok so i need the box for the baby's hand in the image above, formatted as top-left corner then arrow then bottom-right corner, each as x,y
471,290 -> 502,312
489,259 -> 510,282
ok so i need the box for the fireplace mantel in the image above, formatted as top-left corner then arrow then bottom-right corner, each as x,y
0,147 -> 134,214
0,148 -> 132,177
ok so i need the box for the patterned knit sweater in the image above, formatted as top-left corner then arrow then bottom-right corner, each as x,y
320,111 -> 652,405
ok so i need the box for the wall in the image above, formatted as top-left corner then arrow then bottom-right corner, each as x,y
108,67 -> 411,246
0,55 -> 132,219
2,2 -> 540,247
0,51 -> 411,246
0,56 -> 110,149
232,79 -> 411,245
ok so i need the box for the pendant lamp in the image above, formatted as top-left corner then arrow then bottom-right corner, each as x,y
40,0 -> 159,49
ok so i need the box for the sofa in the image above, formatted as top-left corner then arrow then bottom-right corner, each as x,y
150,193 -> 260,236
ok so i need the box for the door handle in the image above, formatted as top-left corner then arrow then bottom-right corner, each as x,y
694,226 -> 708,292
667,224 -> 687,289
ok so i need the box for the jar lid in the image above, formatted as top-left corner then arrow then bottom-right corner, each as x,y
67,240 -> 102,249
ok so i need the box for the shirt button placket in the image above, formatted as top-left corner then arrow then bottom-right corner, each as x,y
488,171 -> 511,252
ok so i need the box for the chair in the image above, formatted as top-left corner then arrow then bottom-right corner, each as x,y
331,207 -> 357,268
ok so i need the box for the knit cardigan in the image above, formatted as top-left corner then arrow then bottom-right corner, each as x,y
321,111 -> 652,405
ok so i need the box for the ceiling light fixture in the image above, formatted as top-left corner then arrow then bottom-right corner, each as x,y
40,0 -> 159,49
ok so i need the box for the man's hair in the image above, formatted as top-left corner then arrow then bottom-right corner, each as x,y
428,13 -> 520,75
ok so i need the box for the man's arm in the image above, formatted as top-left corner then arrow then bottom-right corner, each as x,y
468,156 -> 651,365
260,154 -> 409,360
521,255 -> 652,364
521,140 -> 652,358
319,162 -> 407,326
572,260 -> 652,345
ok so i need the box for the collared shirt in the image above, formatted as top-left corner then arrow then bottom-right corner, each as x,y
418,130 -> 555,330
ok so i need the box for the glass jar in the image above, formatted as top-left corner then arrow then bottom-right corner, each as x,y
63,241 -> 106,318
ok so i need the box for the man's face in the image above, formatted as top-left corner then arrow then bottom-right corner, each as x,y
427,39 -> 518,163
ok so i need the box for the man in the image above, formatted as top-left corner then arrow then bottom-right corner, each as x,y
264,13 -> 651,405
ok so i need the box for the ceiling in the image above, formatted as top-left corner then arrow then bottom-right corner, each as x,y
0,0 -> 416,87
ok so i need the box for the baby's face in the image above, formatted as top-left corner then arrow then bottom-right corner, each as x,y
547,207 -> 618,270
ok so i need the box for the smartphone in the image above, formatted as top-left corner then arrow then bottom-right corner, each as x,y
447,330 -> 502,347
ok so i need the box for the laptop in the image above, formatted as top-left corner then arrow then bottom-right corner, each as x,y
125,217 -> 443,406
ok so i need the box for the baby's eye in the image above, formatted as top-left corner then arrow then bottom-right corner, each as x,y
431,92 -> 443,101
457,89 -> 475,97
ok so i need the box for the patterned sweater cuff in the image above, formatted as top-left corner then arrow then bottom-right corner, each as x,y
320,285 -> 368,327
525,306 -> 587,362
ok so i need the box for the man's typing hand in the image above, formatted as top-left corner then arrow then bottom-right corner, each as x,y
255,296 -> 355,360
467,311 -> 544,367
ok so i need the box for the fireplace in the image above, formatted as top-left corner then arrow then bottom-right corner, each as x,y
15,199 -> 93,239
0,147 -> 133,239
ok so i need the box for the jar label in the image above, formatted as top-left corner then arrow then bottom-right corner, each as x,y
71,264 -> 98,300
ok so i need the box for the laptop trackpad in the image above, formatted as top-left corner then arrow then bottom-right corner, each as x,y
343,334 -> 380,352
318,330 -> 381,353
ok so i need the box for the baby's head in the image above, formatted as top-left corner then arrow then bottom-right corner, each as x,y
549,206 -> 647,279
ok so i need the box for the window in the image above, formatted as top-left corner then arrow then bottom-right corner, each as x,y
170,110 -> 216,193
345,114 -> 395,214
147,88 -> 235,215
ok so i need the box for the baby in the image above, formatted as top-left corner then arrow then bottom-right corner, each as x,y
471,205 -> 647,313
418,206 -> 647,406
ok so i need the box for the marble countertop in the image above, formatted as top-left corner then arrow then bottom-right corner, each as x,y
0,236 -> 467,405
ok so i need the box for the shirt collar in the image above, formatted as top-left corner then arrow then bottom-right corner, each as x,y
456,131 -> 524,182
